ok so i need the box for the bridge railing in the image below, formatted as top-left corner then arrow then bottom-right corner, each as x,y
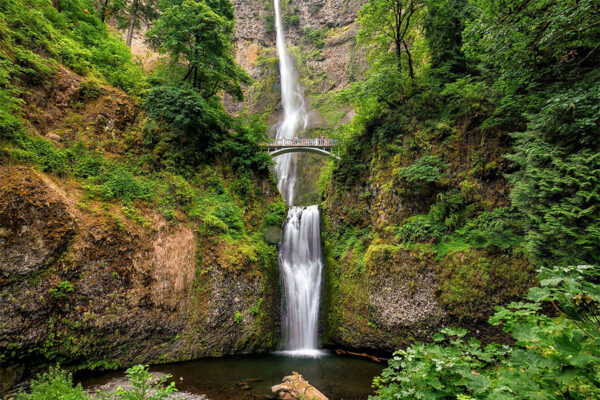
265,138 -> 337,147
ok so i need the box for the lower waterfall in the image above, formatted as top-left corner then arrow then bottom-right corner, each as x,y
278,205 -> 324,357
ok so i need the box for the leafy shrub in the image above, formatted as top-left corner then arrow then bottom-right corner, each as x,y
250,298 -> 263,316
396,214 -> 441,243
144,84 -> 227,167
301,26 -> 327,49
284,14 -> 299,27
49,281 -> 75,301
0,0 -> 145,94
454,207 -> 524,253
11,135 -> 70,176
265,15 -> 274,34
372,265 -> 600,400
234,310 -> 243,324
397,155 -> 448,183
223,114 -> 272,173
99,167 -> 153,202
263,199 -> 287,227
508,82 -> 600,266
96,365 -> 177,400
213,195 -> 245,237
79,79 -> 103,100
16,366 -> 88,400
200,214 -> 229,235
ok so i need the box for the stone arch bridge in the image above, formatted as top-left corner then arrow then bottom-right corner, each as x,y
263,138 -> 339,159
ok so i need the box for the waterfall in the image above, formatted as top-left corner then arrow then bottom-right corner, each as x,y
273,0 -> 308,206
278,205 -> 324,357
272,0 -> 324,358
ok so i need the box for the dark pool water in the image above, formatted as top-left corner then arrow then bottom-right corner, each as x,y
78,352 -> 385,400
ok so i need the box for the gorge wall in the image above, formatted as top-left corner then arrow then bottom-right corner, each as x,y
319,102 -> 534,352
230,0 -> 366,205
0,66 -> 283,390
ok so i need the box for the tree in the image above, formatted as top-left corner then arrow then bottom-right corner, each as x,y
146,0 -> 250,100
95,0 -> 126,23
423,0 -> 468,83
357,0 -> 424,78
124,0 -> 158,47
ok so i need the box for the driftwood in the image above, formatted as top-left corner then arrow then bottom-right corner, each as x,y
271,372 -> 328,400
334,349 -> 387,363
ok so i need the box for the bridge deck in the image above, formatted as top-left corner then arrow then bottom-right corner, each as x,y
264,138 -> 337,148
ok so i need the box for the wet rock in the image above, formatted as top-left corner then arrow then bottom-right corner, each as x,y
272,372 -> 328,400
0,365 -> 25,394
91,373 -> 210,399
0,164 -> 281,393
45,133 -> 63,142
0,167 -> 75,277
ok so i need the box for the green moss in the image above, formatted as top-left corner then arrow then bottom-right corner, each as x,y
436,249 -> 533,320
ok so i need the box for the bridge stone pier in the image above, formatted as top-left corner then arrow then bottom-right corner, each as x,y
263,138 -> 339,159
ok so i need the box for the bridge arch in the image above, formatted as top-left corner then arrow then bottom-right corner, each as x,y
263,138 -> 340,160
268,146 -> 340,160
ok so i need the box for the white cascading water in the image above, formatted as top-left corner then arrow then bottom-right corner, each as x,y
273,0 -> 308,206
272,0 -> 324,357
278,206 -> 324,357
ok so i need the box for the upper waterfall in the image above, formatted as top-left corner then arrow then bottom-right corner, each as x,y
273,0 -> 308,206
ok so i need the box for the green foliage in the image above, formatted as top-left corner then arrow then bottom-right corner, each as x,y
16,365 -> 178,400
397,155 -> 447,183
264,14 -> 275,34
49,281 -> 75,301
144,84 -> 228,166
357,0 -> 424,78
144,87 -> 270,172
396,190 -> 465,244
507,80 -> 600,266
250,298 -> 263,316
97,365 -> 177,400
223,114 -> 273,173
451,207 -> 524,253
422,0 -> 467,83
0,0 -> 145,94
396,214 -> 442,243
301,26 -> 327,49
284,13 -> 299,27
97,167 -> 153,202
263,199 -> 287,227
146,0 -> 250,100
16,366 -> 88,400
234,310 -> 243,324
372,265 -> 600,399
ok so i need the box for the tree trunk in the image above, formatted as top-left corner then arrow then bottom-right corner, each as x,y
395,39 -> 403,73
404,40 -> 414,78
100,0 -> 110,23
126,0 -> 139,47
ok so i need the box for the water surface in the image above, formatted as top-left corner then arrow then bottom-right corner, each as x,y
79,353 -> 384,400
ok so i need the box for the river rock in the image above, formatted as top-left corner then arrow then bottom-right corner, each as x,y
91,372 -> 210,399
271,372 -> 328,400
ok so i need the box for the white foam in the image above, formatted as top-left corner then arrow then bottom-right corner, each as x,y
275,349 -> 328,358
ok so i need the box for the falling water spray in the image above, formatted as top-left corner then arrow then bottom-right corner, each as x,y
272,0 -> 324,357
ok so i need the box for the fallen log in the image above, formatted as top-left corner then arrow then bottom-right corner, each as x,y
272,372 -> 328,400
334,349 -> 387,363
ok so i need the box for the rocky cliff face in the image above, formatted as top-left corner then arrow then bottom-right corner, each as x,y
230,0 -> 365,117
0,64 -> 282,390
0,165 -> 279,373
229,0 -> 366,205
319,114 -> 534,352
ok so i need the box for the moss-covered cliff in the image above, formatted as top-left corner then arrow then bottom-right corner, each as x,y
0,15 -> 286,387
319,91 -> 534,351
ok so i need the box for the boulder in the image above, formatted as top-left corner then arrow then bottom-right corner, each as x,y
272,372 -> 328,400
